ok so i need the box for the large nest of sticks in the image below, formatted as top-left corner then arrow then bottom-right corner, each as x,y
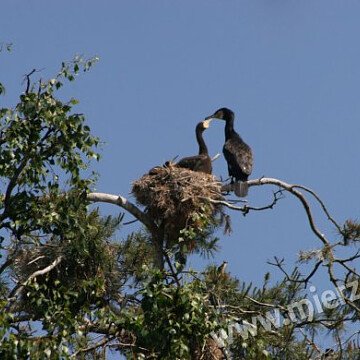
132,165 -> 228,242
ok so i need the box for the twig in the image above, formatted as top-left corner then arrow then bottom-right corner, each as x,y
202,190 -> 283,215
245,295 -> 287,312
298,328 -> 322,356
23,69 -> 36,94
226,177 -> 332,246
27,255 -> 46,265
163,251 -> 181,287
123,219 -> 139,226
211,153 -> 221,162
327,261 -> 360,314
268,257 -> 323,288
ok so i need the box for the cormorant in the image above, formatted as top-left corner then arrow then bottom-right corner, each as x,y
217,261 -> 228,276
176,119 -> 213,174
205,108 -> 253,197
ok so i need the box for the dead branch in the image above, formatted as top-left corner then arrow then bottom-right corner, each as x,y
7,255 -> 63,310
23,255 -> 63,281
268,256 -> 323,288
87,192 -> 157,235
207,189 -> 283,215
221,177 -> 331,246
70,336 -> 116,358
23,69 -> 36,94
292,184 -> 342,234
87,192 -> 164,269
245,295 -> 287,312
327,261 -> 360,314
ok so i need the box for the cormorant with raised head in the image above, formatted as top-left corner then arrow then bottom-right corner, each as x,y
205,107 -> 253,197
217,261 -> 228,276
176,119 -> 213,174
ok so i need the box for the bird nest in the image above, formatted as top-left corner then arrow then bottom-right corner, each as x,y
132,165 -> 228,242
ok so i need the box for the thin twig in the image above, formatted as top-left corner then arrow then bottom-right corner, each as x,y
23,69 -> 36,94
163,251 -> 181,287
240,177 -> 331,246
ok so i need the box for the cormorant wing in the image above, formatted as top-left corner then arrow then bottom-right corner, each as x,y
176,154 -> 212,174
223,137 -> 253,179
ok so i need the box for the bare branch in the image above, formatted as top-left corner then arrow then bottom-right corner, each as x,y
250,178 -> 330,245
222,177 -> 332,247
163,251 -> 181,287
300,260 -> 323,286
201,198 -> 247,210
245,295 -> 287,312
88,192 -> 165,269
212,189 -> 283,215
23,69 -> 36,94
327,261 -> 360,314
70,336 -> 115,358
268,256 -> 323,287
334,250 -> 360,277
26,256 -> 63,280
87,192 -> 157,234
8,255 -> 63,307
342,250 -> 360,262
292,184 -> 342,234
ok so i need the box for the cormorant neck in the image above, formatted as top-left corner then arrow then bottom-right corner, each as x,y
196,128 -> 208,155
225,118 -> 235,140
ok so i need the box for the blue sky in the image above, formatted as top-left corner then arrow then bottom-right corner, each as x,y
1,0 -> 360,350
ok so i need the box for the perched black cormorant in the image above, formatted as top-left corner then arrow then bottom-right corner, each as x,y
176,119 -> 213,174
205,108 -> 253,197
217,261 -> 228,275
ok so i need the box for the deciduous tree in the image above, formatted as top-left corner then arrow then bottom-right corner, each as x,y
0,56 -> 359,359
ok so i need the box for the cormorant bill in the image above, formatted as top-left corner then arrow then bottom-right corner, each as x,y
176,119 -> 213,174
205,108 -> 253,197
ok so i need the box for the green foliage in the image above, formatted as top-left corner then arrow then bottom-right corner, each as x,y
117,230 -> 156,284
172,205 -> 224,269
130,274 -> 220,359
0,57 -> 100,241
0,56 -> 103,359
0,208 -> 122,359
15,209 -> 122,316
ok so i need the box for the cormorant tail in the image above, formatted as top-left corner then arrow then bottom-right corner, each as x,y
234,181 -> 248,197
